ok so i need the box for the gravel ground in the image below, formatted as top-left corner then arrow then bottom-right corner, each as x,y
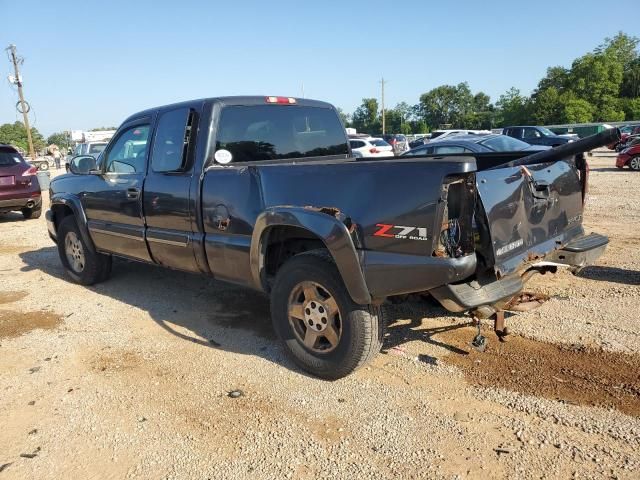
0,157 -> 639,479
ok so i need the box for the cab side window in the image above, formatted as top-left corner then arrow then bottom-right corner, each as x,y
151,108 -> 191,172
104,125 -> 150,174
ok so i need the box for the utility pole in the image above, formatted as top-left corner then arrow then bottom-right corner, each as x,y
380,77 -> 386,134
6,44 -> 36,161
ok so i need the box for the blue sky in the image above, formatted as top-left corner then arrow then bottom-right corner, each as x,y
1,0 -> 638,136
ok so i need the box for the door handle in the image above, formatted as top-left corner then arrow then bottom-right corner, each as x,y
126,188 -> 140,200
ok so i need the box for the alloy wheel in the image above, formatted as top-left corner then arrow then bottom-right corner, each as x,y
65,231 -> 85,273
287,281 -> 342,353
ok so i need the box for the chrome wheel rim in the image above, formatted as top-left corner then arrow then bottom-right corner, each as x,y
65,231 -> 85,273
630,157 -> 640,170
288,281 -> 342,353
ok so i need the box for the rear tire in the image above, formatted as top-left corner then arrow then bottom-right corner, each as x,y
270,251 -> 383,380
57,216 -> 112,285
38,162 -> 49,171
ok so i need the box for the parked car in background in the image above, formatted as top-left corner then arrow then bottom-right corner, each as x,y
616,143 -> 640,170
0,144 -> 42,219
65,141 -> 108,171
349,137 -> 394,158
408,135 -> 431,149
503,126 -> 574,147
402,134 -> 549,156
609,124 -> 640,151
380,134 -> 409,155
429,129 -> 492,142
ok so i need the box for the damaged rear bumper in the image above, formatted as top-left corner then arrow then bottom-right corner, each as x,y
429,232 -> 609,313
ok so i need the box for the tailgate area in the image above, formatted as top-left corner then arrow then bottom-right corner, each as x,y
476,159 -> 586,277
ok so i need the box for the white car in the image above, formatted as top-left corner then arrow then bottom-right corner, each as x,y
349,137 -> 394,158
429,129 -> 492,142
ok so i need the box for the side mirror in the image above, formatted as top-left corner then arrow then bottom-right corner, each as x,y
69,155 -> 98,174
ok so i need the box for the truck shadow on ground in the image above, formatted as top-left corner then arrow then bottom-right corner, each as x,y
577,265 -> 640,285
19,247 -> 470,378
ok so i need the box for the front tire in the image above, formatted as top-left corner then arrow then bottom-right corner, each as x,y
57,216 -> 112,285
270,251 -> 383,380
630,156 -> 640,171
38,162 -> 49,171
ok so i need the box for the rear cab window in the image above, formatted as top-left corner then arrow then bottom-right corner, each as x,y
212,105 -> 348,164
0,148 -> 23,166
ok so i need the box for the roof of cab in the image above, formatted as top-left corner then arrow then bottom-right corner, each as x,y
123,96 -> 335,124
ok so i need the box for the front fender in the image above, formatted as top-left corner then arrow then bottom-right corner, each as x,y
250,207 -> 371,305
49,193 -> 96,253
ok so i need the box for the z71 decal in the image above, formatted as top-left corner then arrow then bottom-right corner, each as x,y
373,224 -> 429,241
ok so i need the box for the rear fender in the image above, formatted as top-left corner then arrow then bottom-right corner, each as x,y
50,193 -> 96,253
250,207 -> 371,305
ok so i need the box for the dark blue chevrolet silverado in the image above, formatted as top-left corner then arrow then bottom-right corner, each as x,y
46,96 -> 613,379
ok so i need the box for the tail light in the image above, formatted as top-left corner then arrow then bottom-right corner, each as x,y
369,148 -> 379,154
23,166 -> 38,176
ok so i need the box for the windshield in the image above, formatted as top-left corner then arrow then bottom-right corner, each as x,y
539,127 -> 556,137
479,135 -> 531,152
88,143 -> 107,154
369,139 -> 390,147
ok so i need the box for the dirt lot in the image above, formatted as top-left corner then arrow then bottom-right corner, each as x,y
1,157 -> 639,479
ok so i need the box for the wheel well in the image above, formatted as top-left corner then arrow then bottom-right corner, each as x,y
51,204 -> 74,233
262,226 -> 328,288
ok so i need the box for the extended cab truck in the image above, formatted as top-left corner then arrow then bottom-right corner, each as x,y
46,96 -> 615,379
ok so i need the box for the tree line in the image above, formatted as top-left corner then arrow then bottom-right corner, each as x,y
342,32 -> 640,135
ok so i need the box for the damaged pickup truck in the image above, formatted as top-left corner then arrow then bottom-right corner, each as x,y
46,96 -> 615,379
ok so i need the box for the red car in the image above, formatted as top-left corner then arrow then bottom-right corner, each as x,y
0,144 -> 42,219
616,143 -> 640,171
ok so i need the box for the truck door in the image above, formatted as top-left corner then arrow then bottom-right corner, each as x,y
143,106 -> 201,273
83,119 -> 152,262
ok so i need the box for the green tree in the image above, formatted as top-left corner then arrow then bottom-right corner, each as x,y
0,121 -> 46,153
90,126 -> 117,131
561,96 -> 595,123
496,88 -> 530,126
351,98 -> 380,134
569,52 -> 623,109
46,132 -> 71,149
417,82 -> 474,129
595,32 -> 639,72
622,97 -> 640,120
531,87 -> 562,125
536,66 -> 570,94
621,58 -> 640,98
335,107 -> 351,126
596,96 -> 625,122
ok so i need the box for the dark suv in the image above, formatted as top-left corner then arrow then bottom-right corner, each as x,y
0,144 -> 42,219
502,126 -> 573,147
